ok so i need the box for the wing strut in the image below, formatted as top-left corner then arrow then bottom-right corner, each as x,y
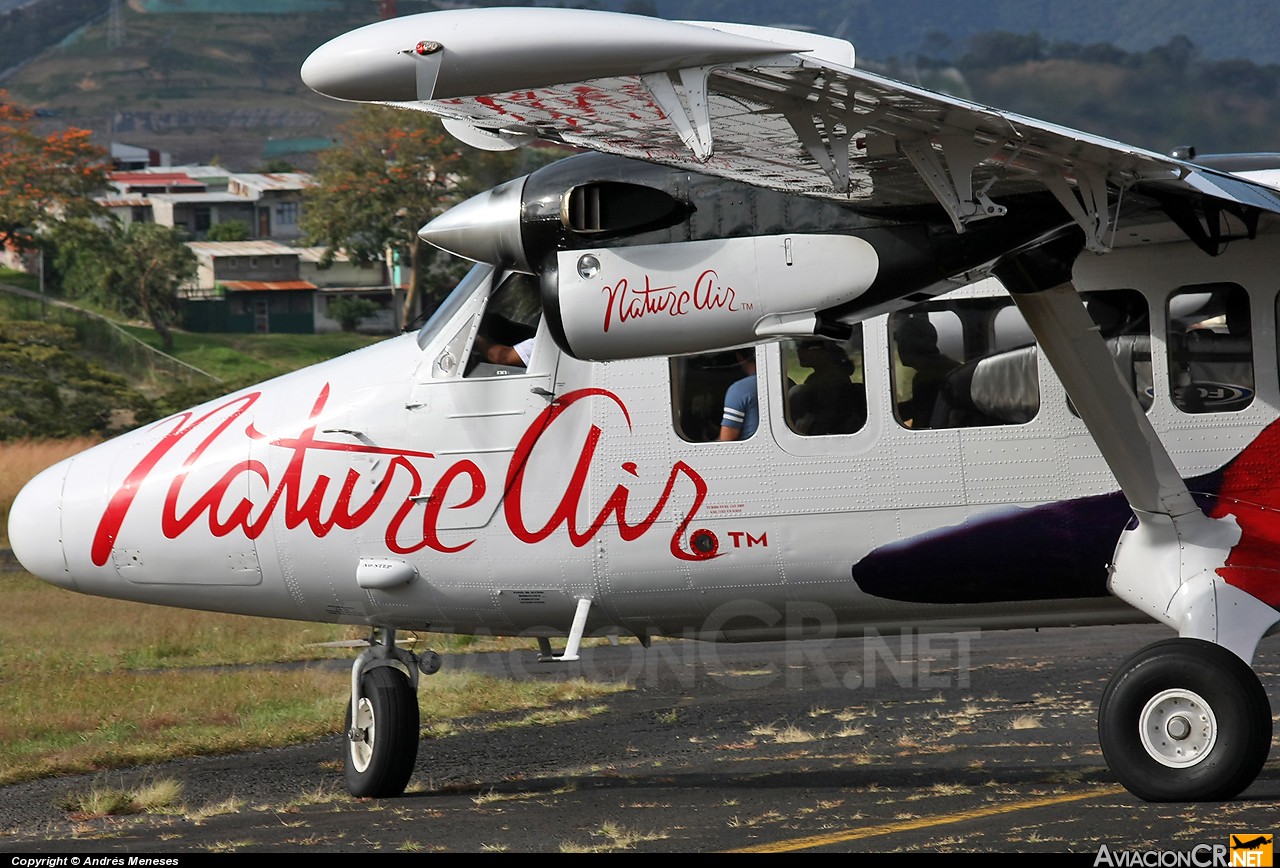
997,235 -> 1193,517
900,135 -> 1007,233
782,106 -> 853,193
641,68 -> 716,162
1042,167 -> 1116,253
995,234 -> 1279,662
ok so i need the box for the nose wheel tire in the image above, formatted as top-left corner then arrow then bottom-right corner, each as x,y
1099,638 -> 1271,802
344,666 -> 420,798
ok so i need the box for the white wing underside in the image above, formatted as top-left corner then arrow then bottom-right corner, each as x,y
391,48 -> 1280,252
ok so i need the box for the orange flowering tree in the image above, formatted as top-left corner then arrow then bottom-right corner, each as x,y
302,105 -> 531,324
0,93 -> 108,251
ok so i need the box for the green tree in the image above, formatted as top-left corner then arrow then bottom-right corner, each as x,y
46,216 -> 120,310
301,105 -> 527,323
0,91 -> 108,252
116,223 -> 197,352
206,219 -> 251,242
326,295 -> 380,332
47,218 -> 195,352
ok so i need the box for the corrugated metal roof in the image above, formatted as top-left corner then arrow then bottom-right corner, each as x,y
96,197 -> 151,208
129,164 -> 233,179
220,280 -> 317,292
110,172 -> 202,187
230,172 -> 316,192
147,192 -> 254,204
187,240 -> 299,257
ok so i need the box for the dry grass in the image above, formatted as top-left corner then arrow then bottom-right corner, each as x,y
486,705 -> 609,731
418,676 -> 624,726
56,778 -> 184,819
773,725 -> 817,744
559,821 -> 670,852
1,650 -> 626,786
1,661 -> 352,785
2,571 -> 357,671
187,797 -> 245,823
0,438 -> 98,547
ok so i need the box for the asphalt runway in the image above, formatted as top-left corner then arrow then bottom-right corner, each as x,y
1,622 -> 1278,855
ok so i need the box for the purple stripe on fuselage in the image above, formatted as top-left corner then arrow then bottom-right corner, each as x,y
851,469 -> 1226,604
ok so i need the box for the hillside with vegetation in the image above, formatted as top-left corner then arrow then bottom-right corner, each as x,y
3,1 -> 374,169
0,271 -> 381,439
644,0 -> 1280,66
3,1 -> 1279,168
891,35 -> 1280,156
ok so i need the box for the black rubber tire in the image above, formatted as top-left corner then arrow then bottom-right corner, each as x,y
343,666 -> 420,798
1099,638 -> 1271,802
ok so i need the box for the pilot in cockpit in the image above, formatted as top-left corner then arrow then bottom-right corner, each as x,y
465,272 -> 541,376
474,334 -> 535,367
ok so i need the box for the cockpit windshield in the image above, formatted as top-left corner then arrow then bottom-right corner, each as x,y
415,263 -> 495,350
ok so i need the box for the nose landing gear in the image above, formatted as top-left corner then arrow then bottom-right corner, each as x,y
344,627 -> 438,798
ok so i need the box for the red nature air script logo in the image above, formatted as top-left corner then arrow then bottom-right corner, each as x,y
91,386 -> 712,566
601,270 -> 738,333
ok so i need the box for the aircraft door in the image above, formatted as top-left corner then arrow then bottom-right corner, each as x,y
405,270 -> 560,537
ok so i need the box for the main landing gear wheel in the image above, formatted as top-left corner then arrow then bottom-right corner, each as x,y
1099,638 -> 1272,802
344,666 -> 420,798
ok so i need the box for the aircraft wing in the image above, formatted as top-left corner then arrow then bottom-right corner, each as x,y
302,7 -> 1280,253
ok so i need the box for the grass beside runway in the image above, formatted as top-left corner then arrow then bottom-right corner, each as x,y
0,567 -> 628,786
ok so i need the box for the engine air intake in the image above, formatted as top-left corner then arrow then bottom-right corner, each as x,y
562,182 -> 686,236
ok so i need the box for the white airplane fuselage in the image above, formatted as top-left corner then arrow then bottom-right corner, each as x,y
14,226 -> 1280,645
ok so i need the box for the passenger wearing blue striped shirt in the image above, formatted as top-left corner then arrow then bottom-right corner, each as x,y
718,349 -> 759,441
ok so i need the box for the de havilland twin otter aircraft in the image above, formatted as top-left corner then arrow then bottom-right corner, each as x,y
12,7 -> 1280,802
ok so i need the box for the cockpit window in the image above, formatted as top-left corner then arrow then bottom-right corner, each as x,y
416,263 -> 492,350
466,272 -> 543,377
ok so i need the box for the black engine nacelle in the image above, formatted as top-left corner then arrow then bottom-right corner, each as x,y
420,151 -> 1077,361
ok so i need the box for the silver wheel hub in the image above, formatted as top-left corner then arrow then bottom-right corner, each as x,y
1139,688 -> 1217,768
349,697 -> 376,772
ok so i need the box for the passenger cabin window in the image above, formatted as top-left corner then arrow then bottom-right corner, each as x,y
780,329 -> 866,436
889,298 -> 1039,429
1167,283 -> 1253,413
670,349 -> 757,442
1070,290 -> 1153,415
465,272 -> 543,377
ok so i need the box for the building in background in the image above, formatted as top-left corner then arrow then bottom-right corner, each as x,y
180,241 -> 394,334
96,166 -> 313,242
110,142 -> 172,171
